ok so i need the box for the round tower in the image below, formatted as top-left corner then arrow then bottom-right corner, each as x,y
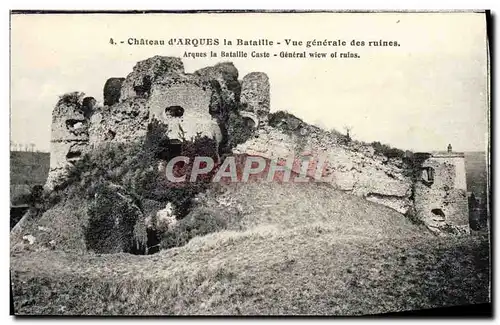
46,92 -> 93,189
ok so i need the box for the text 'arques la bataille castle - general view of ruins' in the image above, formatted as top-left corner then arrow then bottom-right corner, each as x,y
41,55 -> 470,238
9,48 -> 489,316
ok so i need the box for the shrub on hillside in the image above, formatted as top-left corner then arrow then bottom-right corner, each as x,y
371,141 -> 407,159
52,119 -> 210,209
224,110 -> 255,151
33,118 -> 222,254
160,210 -> 228,249
85,182 -> 147,254
268,110 -> 304,134
338,134 -> 352,146
58,91 -> 85,106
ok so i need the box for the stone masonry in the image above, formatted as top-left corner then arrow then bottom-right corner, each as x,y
47,92 -> 95,189
233,125 -> 413,214
413,151 -> 470,234
46,56 -> 470,235
46,56 -> 268,190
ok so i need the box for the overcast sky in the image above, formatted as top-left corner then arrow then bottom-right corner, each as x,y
10,12 -> 489,152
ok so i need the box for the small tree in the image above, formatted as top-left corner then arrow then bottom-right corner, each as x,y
344,125 -> 353,139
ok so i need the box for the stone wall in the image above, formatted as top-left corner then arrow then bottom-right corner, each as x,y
240,72 -> 270,125
90,56 -> 227,148
147,79 -> 223,145
194,62 -> 241,112
46,57 -> 269,189
233,125 -> 413,214
88,98 -> 150,145
119,56 -> 184,101
413,153 -> 469,234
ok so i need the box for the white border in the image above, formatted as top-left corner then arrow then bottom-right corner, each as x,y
2,1 -> 497,324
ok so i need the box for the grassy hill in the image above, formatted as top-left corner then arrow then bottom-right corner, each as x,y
10,151 -> 50,228
187,182 -> 428,237
10,151 -> 50,205
11,234 -> 489,315
10,151 -> 50,185
8,133 -> 491,315
10,182 -> 490,315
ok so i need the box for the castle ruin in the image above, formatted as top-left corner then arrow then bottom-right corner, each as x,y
46,56 -> 471,235
47,56 -> 265,188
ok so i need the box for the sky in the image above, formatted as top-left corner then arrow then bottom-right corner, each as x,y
10,12 -> 489,153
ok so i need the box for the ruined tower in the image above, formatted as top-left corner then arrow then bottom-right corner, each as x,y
47,92 -> 94,189
413,146 -> 469,234
45,56 -> 270,189
240,72 -> 270,127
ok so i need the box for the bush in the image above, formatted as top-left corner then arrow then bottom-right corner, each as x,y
160,210 -> 228,249
338,134 -> 352,146
404,206 -> 425,226
224,111 -> 255,151
58,91 -> 84,106
51,118 -> 172,203
38,118 -> 222,253
371,141 -> 406,159
85,182 -> 146,254
268,110 -> 304,134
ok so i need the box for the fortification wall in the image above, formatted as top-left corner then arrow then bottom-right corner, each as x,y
413,154 -> 469,234
148,80 -> 223,144
234,125 -> 413,214
46,56 -> 270,189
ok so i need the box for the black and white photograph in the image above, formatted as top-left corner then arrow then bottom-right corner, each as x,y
8,10 -> 491,316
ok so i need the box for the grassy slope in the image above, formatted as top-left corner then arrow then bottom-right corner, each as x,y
11,197 -> 89,254
10,151 -> 50,185
191,182 -> 428,237
11,183 -> 490,315
10,151 -> 50,209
